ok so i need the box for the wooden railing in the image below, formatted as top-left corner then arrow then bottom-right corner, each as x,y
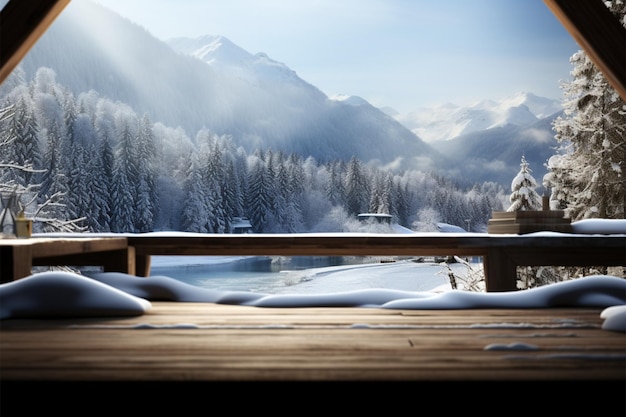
2,233 -> 624,292
126,233 -> 626,292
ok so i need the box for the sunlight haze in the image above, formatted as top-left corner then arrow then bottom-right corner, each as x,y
88,0 -> 579,113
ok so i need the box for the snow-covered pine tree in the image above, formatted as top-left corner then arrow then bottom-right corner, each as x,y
109,118 -> 136,232
344,156 -> 369,216
134,113 -> 158,232
0,94 -> 85,234
245,152 -> 273,233
286,153 -> 306,231
180,152 -> 209,232
82,137 -> 111,232
204,139 -> 227,234
1,92 -> 41,187
544,0 -> 625,220
393,181 -> 410,228
325,160 -> 346,207
273,152 -> 305,233
368,170 -> 393,215
507,155 -> 541,211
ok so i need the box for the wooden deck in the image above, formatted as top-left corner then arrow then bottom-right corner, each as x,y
1,303 -> 625,412
2,303 -> 624,381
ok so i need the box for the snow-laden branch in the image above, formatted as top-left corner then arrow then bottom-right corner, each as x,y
0,163 -> 46,173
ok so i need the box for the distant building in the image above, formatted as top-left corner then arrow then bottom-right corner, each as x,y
357,213 -> 393,224
231,217 -> 253,234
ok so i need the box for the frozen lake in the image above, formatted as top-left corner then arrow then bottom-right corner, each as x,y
149,255 -> 473,294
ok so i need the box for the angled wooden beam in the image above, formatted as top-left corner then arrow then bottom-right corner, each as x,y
544,0 -> 626,102
0,0 -> 71,85
1,0 -> 624,102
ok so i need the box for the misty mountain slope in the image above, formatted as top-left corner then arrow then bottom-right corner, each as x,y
17,0 -> 444,172
19,1 -> 234,134
297,97 -> 449,170
166,34 -> 447,169
430,111 -> 563,187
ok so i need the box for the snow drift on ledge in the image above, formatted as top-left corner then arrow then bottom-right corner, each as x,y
0,272 -> 624,333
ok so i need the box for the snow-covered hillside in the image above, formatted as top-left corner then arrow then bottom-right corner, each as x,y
18,0 -> 442,172
13,0 -> 564,188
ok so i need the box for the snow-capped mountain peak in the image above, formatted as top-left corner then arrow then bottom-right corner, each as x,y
330,94 -> 370,106
168,35 -> 250,65
167,35 -> 299,85
395,92 -> 562,142
500,91 -> 563,119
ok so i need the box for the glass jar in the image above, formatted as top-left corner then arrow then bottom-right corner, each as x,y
0,192 -> 16,238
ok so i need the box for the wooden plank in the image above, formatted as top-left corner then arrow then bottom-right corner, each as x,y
488,218 -> 571,226
506,246 -> 626,268
127,235 -> 626,256
487,224 -> 573,234
488,210 -> 572,233
491,210 -> 567,219
33,248 -> 136,275
128,235 -> 491,257
1,304 -> 623,382
29,237 -> 128,258
0,237 -> 130,280
0,0 -> 71,84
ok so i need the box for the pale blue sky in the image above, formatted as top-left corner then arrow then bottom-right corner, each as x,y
90,0 -> 580,113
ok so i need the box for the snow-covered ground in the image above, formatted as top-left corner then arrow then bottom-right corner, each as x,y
1,269 -> 624,332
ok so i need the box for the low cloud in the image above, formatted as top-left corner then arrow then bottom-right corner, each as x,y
522,128 -> 554,144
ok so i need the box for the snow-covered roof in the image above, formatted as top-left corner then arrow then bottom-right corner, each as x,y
357,213 -> 392,218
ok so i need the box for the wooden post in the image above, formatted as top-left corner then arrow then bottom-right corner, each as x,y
483,248 -> 518,292
101,246 -> 136,276
134,254 -> 151,277
0,244 -> 32,282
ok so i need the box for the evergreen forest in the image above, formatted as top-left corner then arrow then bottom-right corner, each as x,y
0,66 -> 507,234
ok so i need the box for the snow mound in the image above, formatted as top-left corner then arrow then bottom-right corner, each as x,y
0,271 -> 151,319
1,272 -> 624,333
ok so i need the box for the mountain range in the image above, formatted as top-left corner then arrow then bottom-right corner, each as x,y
391,92 -> 562,143
15,0 -> 564,188
386,92 -> 563,187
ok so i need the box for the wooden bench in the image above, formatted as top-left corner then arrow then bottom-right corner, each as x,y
0,237 -> 133,283
126,233 -> 626,292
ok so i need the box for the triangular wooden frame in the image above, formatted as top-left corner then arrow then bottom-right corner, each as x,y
0,1 -> 624,101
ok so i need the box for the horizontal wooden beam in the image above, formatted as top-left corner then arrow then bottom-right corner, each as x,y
125,234 -> 626,292
0,0 -> 71,85
0,237 -> 131,282
544,0 -> 626,102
